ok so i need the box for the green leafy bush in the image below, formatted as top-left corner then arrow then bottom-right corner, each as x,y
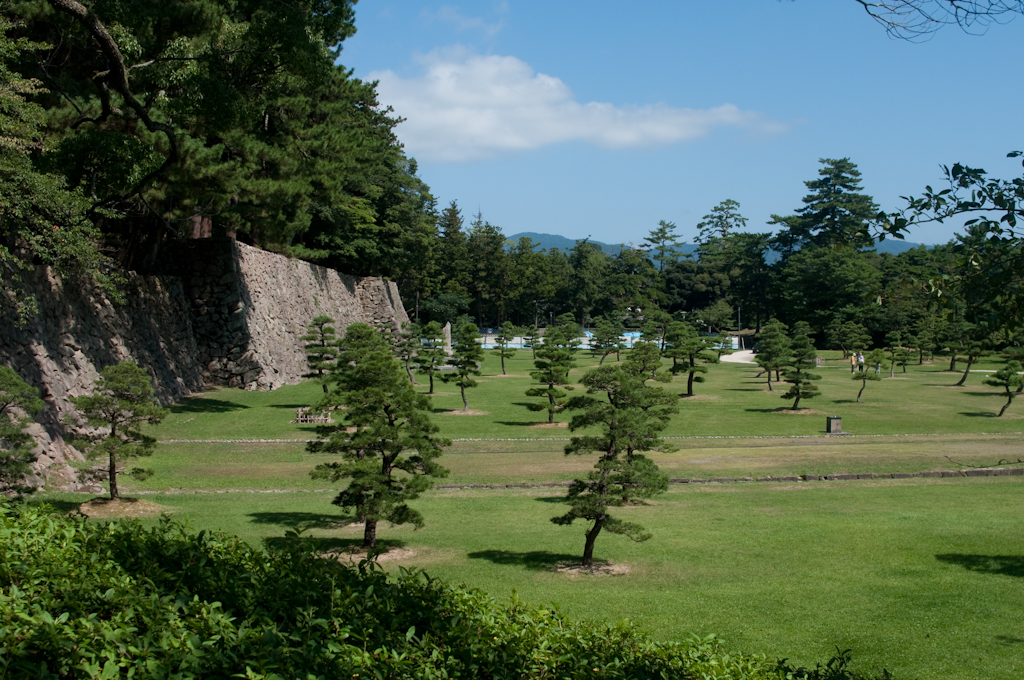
0,503 -> 889,679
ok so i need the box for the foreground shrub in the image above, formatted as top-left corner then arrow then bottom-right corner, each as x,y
0,502 -> 889,679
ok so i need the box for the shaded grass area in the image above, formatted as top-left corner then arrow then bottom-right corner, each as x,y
143,351 -> 1023,443
41,477 -> 1024,680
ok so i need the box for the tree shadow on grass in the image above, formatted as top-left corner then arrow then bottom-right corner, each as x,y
28,498 -> 84,514
247,511 -> 347,531
467,549 -> 582,571
935,554 -> 1024,578
495,421 -> 539,427
958,412 -> 999,418
264,536 -> 408,552
268,403 -> 317,409
170,397 -> 249,414
996,636 -> 1024,645
533,495 -> 569,504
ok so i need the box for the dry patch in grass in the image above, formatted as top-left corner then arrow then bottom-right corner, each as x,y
775,408 -> 824,415
78,497 -> 170,519
323,545 -> 417,563
679,394 -> 717,400
555,561 -> 631,577
530,422 -> 569,429
440,409 -> 490,416
490,374 -> 525,378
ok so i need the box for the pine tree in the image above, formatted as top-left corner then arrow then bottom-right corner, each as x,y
590,316 -> 622,365
781,330 -> 821,410
301,315 -> 338,394
955,340 -> 991,386
522,325 -> 540,360
414,321 -> 447,394
70,362 -> 168,499
644,220 -> 680,273
0,367 -> 44,496
552,356 -> 677,567
393,322 -> 421,384
526,326 -> 579,423
308,324 -> 449,549
852,349 -> 886,402
443,323 -> 484,411
664,322 -> 717,396
984,360 -> 1023,417
755,319 -> 791,391
491,321 -> 518,375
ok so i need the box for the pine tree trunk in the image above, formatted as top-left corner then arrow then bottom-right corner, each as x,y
406,360 -> 419,384
956,358 -> 973,386
687,370 -> 695,396
949,355 -> 957,371
997,394 -> 1013,417
501,355 -> 507,375
792,394 -> 801,410
363,518 -> 378,549
857,380 -> 865,403
461,384 -> 468,411
428,371 -> 434,394
581,517 -> 604,567
767,372 -> 773,392
547,387 -> 555,423
108,450 -> 119,500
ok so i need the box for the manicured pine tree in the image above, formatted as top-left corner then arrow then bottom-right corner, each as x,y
665,322 -> 717,396
984,360 -> 1023,417
0,367 -> 44,496
301,315 -> 338,394
626,334 -> 666,382
955,340 -> 991,386
552,356 -> 678,567
894,336 -> 915,373
526,325 -> 579,423
393,322 -> 421,384
309,323 -> 449,549
491,321 -> 518,375
781,326 -> 821,410
852,349 -> 886,403
414,321 -> 447,394
590,316 -> 621,365
443,322 -> 484,411
70,361 -> 169,499
522,325 -> 540,360
754,319 -> 791,391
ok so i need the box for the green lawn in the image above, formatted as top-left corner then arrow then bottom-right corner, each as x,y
40,477 -> 1024,680
144,350 -> 1023,442
50,346 -> 1024,680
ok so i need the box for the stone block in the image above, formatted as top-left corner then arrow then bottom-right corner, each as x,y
964,469 -> 993,477
939,471 -> 961,477
892,473 -> 912,479
1008,468 -> 1024,476
857,473 -> 877,479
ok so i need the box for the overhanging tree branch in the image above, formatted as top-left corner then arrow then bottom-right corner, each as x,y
46,0 -> 179,205
855,0 -> 1024,39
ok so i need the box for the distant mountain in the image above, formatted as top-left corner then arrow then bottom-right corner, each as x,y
873,238 -> 928,255
508,231 -> 924,259
507,232 -> 699,258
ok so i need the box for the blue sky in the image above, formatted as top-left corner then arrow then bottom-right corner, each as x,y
339,2 -> 1022,246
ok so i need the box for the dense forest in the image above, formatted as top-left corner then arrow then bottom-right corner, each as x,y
1,0 -> 1022,354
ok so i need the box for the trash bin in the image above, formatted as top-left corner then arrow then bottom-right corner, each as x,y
826,416 -> 842,434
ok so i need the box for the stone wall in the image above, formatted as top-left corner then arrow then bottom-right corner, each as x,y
1,239 -> 410,491
0,269 -> 204,491
171,239 -> 410,390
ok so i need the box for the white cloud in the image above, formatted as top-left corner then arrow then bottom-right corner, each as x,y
370,50 -> 786,162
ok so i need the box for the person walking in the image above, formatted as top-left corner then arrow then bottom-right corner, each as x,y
857,352 -> 865,372
850,354 -> 857,373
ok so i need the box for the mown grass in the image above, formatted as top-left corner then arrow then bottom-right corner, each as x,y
144,350 -> 1023,442
41,477 -> 1024,680
61,345 -> 1024,679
